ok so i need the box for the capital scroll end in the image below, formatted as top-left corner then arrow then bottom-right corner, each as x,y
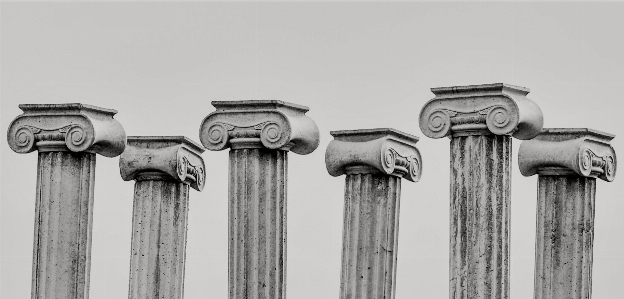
325,128 -> 422,182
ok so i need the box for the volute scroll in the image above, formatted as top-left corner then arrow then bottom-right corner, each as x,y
7,103 -> 126,157
419,83 -> 543,139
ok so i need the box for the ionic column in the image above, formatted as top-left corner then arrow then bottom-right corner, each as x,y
518,128 -> 616,299
6,103 -> 126,299
199,100 -> 319,299
119,136 -> 206,299
325,128 -> 422,299
419,83 -> 544,299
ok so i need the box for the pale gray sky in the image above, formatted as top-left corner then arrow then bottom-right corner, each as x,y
2,2 -> 623,298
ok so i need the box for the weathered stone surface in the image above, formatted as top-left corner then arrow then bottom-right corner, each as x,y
419,83 -> 543,139
119,136 -> 205,299
120,136 -> 206,191
326,128 -> 422,182
229,149 -> 287,299
341,174 -> 401,299
518,128 -> 616,299
534,176 -> 595,299
325,128 -> 420,299
199,100 -> 319,299
450,135 -> 510,299
418,84 -> 543,299
6,103 -> 126,299
7,103 -> 126,156
199,100 -> 319,154
518,128 -> 616,181
31,151 -> 96,299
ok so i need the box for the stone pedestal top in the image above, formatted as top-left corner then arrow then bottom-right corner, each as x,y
325,128 -> 422,182
199,100 -> 320,154
419,83 -> 543,139
119,136 -> 206,191
7,103 -> 126,157
518,128 -> 616,181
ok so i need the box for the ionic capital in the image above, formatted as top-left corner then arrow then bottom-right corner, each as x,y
419,83 -> 543,139
518,128 -> 616,182
7,103 -> 126,157
199,100 -> 320,154
119,136 -> 206,191
325,128 -> 422,182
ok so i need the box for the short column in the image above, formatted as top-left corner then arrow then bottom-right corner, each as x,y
119,136 -> 206,299
519,128 -> 616,299
325,128 -> 422,299
419,83 -> 544,299
7,103 -> 126,299
199,100 -> 319,299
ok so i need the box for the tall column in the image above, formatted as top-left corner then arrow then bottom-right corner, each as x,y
325,128 -> 422,299
518,128 -> 616,299
119,136 -> 206,299
199,100 -> 319,299
7,103 -> 126,299
419,83 -> 544,299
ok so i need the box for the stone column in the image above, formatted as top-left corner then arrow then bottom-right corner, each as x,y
199,100 -> 319,299
119,136 -> 206,299
419,83 -> 544,299
6,103 -> 126,299
518,128 -> 616,299
325,128 -> 422,299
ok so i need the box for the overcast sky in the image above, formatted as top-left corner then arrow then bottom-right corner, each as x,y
2,2 -> 623,298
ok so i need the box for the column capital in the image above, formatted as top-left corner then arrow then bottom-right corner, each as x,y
7,103 -> 126,157
199,100 -> 320,154
325,128 -> 422,182
518,128 -> 616,181
419,83 -> 543,139
119,136 -> 206,191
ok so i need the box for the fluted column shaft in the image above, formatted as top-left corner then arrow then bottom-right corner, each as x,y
341,174 -> 401,299
449,134 -> 511,299
534,176 -> 596,299
229,148 -> 287,299
32,151 -> 96,299
128,179 -> 190,299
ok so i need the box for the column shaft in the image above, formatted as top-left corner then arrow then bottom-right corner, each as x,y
340,174 -> 401,299
229,148 -> 287,299
534,176 -> 596,299
32,151 -> 96,299
449,135 -> 511,299
128,180 -> 190,299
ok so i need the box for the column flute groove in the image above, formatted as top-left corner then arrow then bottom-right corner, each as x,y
326,128 -> 422,299
200,100 -> 319,299
7,103 -> 126,299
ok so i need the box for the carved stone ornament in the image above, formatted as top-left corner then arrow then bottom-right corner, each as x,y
119,136 -> 206,191
518,128 -> 616,182
419,83 -> 544,139
199,100 -> 320,154
325,128 -> 422,182
7,103 -> 126,157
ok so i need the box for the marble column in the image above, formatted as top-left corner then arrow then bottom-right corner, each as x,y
199,100 -> 319,299
325,128 -> 422,299
518,128 -> 616,299
7,103 -> 126,299
419,83 -> 544,299
119,136 -> 206,299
